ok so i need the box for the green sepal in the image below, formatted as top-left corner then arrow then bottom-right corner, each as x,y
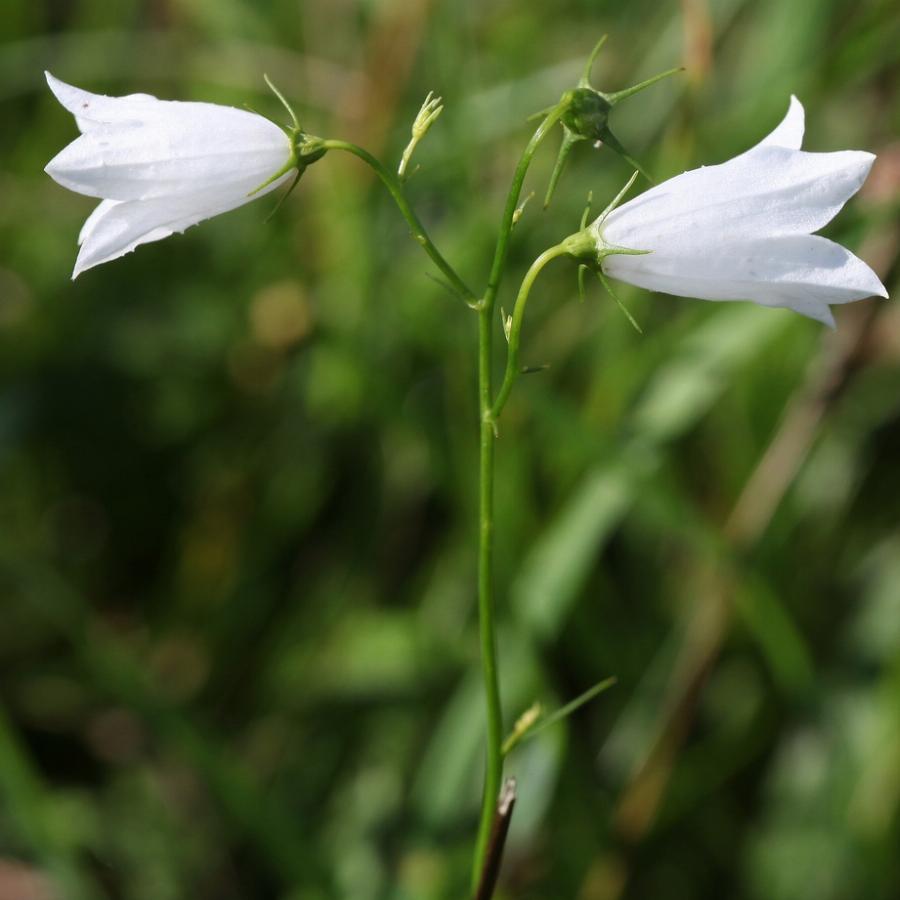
248,78 -> 327,204
603,66 -> 684,104
263,167 -> 304,223
579,34 -> 608,87
577,264 -> 588,302
263,73 -> 300,131
597,270 -> 642,333
544,127 -> 585,209
558,177 -> 649,332
247,154 -> 298,197
597,126 -> 653,182
596,170 -> 640,224
579,190 -> 593,229
576,191 -> 593,301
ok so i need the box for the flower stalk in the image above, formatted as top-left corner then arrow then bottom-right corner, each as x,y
490,242 -> 570,422
318,138 -> 479,307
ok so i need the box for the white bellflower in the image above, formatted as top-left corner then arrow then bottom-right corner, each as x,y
593,97 -> 887,326
44,73 -> 297,278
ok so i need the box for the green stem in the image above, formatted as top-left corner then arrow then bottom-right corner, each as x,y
491,243 -> 569,421
320,139 -> 479,306
481,104 -> 567,319
472,298 -> 502,890
470,104 -> 568,892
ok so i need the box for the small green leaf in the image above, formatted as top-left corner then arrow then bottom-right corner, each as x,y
503,677 -> 617,755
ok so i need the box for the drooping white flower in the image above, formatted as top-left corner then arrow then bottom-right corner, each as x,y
44,73 -> 297,278
593,96 -> 887,326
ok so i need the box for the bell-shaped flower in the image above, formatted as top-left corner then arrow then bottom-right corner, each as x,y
44,73 -> 298,278
591,96 -> 887,326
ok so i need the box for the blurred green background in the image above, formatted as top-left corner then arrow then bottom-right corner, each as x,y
1,0 -> 899,898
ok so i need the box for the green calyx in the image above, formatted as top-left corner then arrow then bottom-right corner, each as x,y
247,76 -> 328,207
561,227 -> 647,334
542,36 -> 682,208
559,223 -> 647,266
560,182 -> 650,270
561,225 -> 650,268
246,132 -> 326,201
292,133 -> 327,167
261,75 -> 327,168
562,171 -> 648,332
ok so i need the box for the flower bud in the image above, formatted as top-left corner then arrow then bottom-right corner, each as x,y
399,92 -> 443,180
560,88 -> 612,143
541,38 -> 682,208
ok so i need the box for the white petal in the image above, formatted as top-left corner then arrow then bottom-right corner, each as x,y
72,172 -> 293,278
46,126 -> 292,201
602,234 -> 887,323
78,198 -> 118,246
602,146 -> 875,247
45,73 -> 292,201
45,72 -> 156,133
750,95 -> 805,151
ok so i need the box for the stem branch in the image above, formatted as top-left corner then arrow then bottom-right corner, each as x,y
320,139 -> 479,306
491,243 -> 569,421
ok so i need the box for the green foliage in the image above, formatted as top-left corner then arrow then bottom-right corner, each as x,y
1,0 -> 898,897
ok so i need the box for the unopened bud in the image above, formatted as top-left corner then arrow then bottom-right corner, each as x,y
512,191 -> 534,226
399,91 -> 443,179
542,39 -> 682,206
561,87 -> 612,143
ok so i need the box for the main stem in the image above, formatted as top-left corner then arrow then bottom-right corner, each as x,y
473,298 -> 502,889
472,246 -> 567,888
470,103 -> 566,891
